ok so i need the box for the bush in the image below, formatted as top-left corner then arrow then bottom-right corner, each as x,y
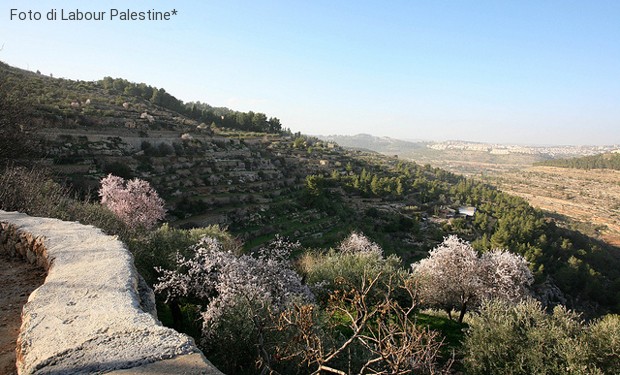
463,299 -> 618,374
0,166 -> 130,239
299,232 -> 405,305
154,236 -> 312,374
587,314 -> 620,372
0,166 -> 72,218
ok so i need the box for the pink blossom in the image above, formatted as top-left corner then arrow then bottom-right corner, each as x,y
99,174 -> 166,230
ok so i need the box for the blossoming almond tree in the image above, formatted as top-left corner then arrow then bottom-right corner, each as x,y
98,174 -> 166,230
412,235 -> 533,323
154,235 -> 313,371
480,249 -> 534,303
338,231 -> 383,256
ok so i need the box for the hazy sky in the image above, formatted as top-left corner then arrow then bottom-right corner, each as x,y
2,1 -> 619,145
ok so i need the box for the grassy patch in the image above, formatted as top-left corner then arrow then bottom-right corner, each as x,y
415,312 -> 467,370
415,312 -> 466,350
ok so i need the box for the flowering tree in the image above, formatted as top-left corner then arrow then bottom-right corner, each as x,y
480,249 -> 534,303
412,235 -> 533,323
154,235 -> 312,373
338,231 -> 383,256
98,174 -> 166,230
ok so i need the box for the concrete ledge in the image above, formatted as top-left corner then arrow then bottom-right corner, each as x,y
0,211 -> 223,375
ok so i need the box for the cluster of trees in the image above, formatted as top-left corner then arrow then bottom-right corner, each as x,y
185,101 -> 284,134
154,231 -> 536,374
307,161 -> 460,204
98,76 -> 284,134
100,76 -> 185,113
340,168 -> 406,197
0,63 -> 288,136
535,153 -> 620,170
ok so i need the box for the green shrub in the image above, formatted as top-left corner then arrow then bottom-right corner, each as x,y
199,295 -> 270,375
463,299 -> 617,374
300,249 -> 406,305
587,314 -> 620,372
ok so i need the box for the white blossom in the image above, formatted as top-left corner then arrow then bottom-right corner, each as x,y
154,235 -> 313,340
412,235 -> 533,322
338,231 -> 383,256
480,249 -> 534,302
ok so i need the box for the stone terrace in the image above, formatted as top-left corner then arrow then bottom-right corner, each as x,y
0,211 -> 222,375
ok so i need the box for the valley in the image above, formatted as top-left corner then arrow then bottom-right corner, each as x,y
486,166 -> 620,247
3,60 -> 620,317
325,135 -> 620,249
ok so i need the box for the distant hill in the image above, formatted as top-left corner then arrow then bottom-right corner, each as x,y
320,134 -> 620,177
318,134 -> 428,154
2,60 -> 620,316
535,152 -> 620,170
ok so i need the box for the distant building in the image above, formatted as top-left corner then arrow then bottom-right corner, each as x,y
457,206 -> 477,218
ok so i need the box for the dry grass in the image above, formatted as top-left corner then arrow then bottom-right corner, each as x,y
488,166 -> 620,246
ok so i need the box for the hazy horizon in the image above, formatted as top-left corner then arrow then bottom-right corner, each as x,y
315,132 -> 620,148
2,1 -> 619,146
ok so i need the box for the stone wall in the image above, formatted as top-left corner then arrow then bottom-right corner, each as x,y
0,210 -> 223,375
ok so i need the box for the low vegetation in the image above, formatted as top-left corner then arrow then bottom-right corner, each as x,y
463,299 -> 620,375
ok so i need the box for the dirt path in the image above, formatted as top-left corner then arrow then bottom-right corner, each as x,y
0,255 -> 46,375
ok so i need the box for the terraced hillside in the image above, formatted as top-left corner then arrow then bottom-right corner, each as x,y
34,125 -> 436,260
3,61 -> 620,315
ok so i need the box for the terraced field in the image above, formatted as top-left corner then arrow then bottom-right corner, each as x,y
487,166 -> 620,246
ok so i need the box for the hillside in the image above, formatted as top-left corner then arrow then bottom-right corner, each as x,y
535,152 -> 620,170
487,166 -> 620,247
318,133 -> 429,154
2,61 -> 620,316
321,134 -> 619,176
